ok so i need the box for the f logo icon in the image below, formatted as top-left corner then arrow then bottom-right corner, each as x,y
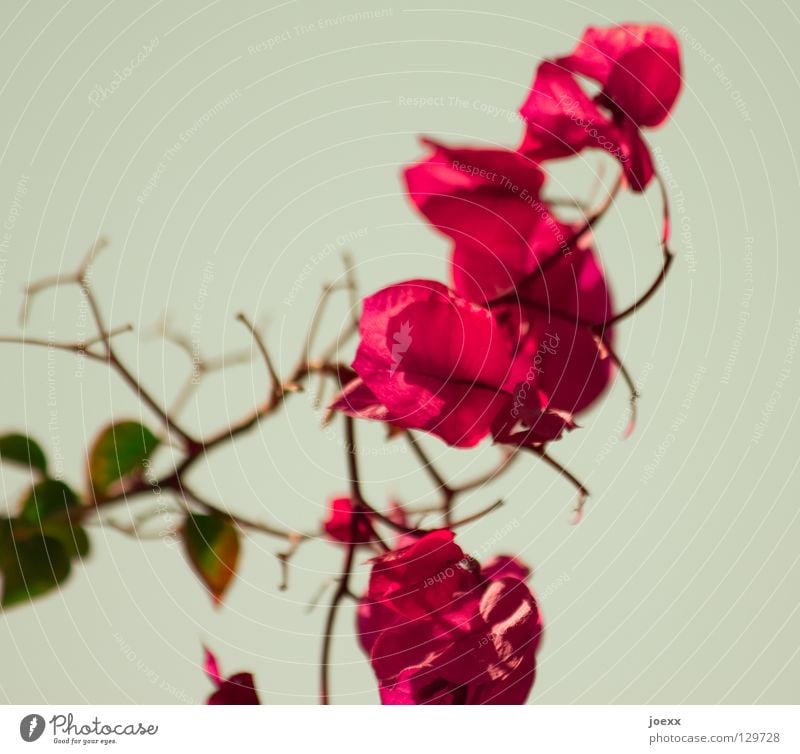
19,714 -> 45,742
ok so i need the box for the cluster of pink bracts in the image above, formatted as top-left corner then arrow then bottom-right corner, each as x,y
357,530 -> 541,704
205,22 -> 682,705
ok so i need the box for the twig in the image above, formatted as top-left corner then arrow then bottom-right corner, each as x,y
320,416 -> 364,705
0,324 -> 133,361
488,171 -> 624,308
276,533 -> 306,591
592,334 -> 639,437
531,447 -> 589,521
600,172 -> 674,328
19,239 -> 200,450
175,481 -> 307,542
0,334 -> 103,360
404,432 -> 455,525
450,448 -> 519,493
236,312 -> 285,400
450,498 -> 504,527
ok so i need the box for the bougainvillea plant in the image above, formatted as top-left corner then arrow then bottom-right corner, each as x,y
0,23 -> 681,705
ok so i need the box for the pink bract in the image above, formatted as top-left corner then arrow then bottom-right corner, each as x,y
323,496 -> 374,545
203,648 -> 261,705
557,23 -> 682,128
519,24 -> 680,192
330,280 -> 516,448
357,532 -> 542,704
519,61 -> 654,191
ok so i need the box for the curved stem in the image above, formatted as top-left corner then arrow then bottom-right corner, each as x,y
319,536 -> 355,705
592,333 -> 639,437
320,416 -> 367,705
531,447 -> 589,520
450,498 -> 504,527
450,449 -> 519,493
76,274 -> 200,451
236,312 -> 284,399
405,432 -> 455,526
487,171 -> 623,309
176,482 -> 307,541
489,164 -> 672,333
601,248 -> 673,328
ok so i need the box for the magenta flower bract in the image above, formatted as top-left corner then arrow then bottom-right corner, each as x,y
402,138 -> 615,424
330,280 -> 516,448
557,23 -> 682,128
323,496 -> 375,545
498,243 -> 615,417
203,648 -> 261,705
405,141 -> 547,284
519,24 -> 681,192
519,61 -> 654,191
357,531 -> 542,704
330,24 -> 682,451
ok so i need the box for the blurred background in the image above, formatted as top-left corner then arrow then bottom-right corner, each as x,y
0,0 -> 798,704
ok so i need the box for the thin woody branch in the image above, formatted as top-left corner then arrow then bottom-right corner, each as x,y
236,312 -> 286,400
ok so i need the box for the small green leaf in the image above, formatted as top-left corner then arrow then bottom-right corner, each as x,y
183,514 -> 240,603
0,434 -> 48,475
20,480 -> 80,524
1,536 -> 71,608
88,421 -> 159,495
41,520 -> 90,559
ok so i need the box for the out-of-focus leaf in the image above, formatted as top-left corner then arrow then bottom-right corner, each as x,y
20,480 -> 80,524
88,421 -> 159,495
0,519 -> 13,569
0,434 -> 48,475
1,536 -> 71,608
41,520 -> 90,559
183,514 -> 240,604
16,482 -> 89,560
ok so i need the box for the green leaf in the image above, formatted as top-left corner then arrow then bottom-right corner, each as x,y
0,434 -> 47,475
17,482 -> 89,559
41,520 -> 90,559
1,536 -> 71,608
183,514 -> 240,603
88,421 -> 159,495
0,514 -> 86,609
20,480 -> 80,524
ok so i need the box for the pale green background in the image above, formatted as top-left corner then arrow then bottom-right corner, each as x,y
0,0 -> 798,704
